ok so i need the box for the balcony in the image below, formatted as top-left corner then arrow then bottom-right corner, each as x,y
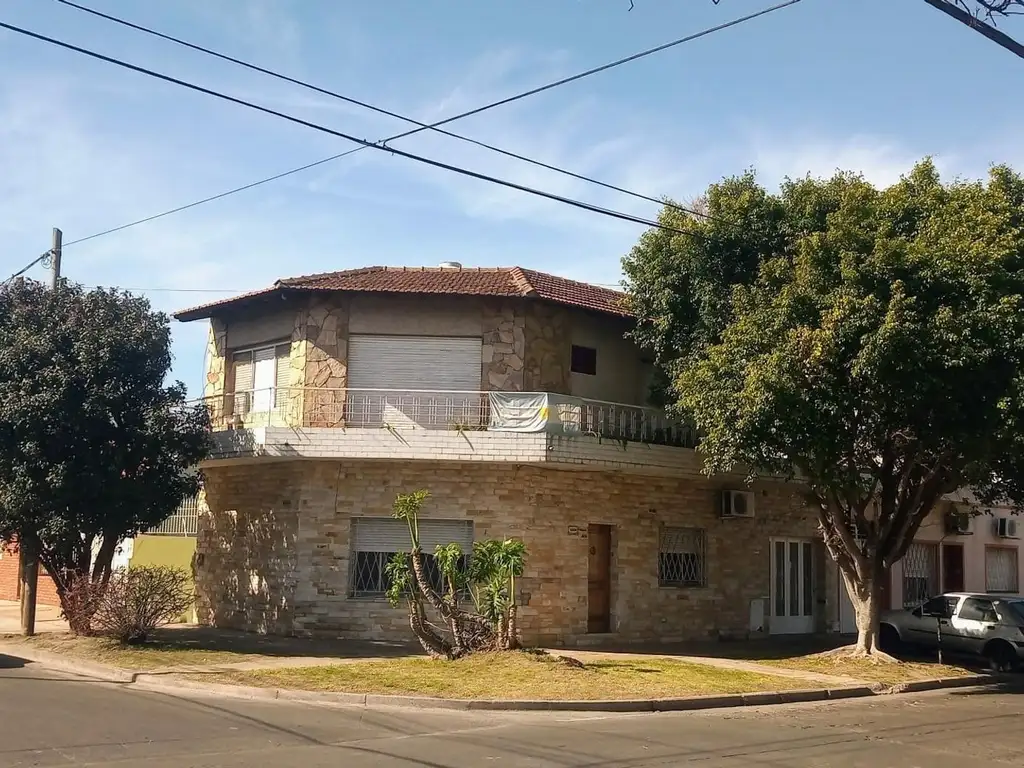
197,387 -> 697,449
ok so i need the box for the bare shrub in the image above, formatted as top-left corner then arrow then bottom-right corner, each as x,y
91,566 -> 193,644
60,575 -> 105,636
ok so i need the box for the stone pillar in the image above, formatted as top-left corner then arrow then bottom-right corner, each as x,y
301,298 -> 349,427
523,303 -> 570,394
481,299 -> 525,392
203,318 -> 228,424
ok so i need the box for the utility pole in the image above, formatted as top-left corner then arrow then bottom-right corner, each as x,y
19,227 -> 61,636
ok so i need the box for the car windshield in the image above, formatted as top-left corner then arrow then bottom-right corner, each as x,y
998,599 -> 1024,624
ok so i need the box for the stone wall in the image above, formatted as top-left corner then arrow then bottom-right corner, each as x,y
480,299 -> 525,391
203,319 -> 229,421
196,459 -> 827,645
524,303 -> 571,394
298,298 -> 349,427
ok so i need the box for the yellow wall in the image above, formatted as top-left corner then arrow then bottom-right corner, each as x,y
131,535 -> 197,623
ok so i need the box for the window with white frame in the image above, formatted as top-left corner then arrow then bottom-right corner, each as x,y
658,527 -> 707,587
349,518 -> 473,597
986,547 -> 1019,593
232,343 -> 290,414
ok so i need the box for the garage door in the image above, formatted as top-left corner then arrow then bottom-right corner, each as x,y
346,335 -> 483,428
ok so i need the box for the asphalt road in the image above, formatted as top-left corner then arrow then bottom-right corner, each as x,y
2,655 -> 1023,768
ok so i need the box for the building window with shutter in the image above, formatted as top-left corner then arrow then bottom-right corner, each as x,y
349,518 -> 473,598
232,343 -> 290,415
659,527 -> 707,587
986,547 -> 1019,593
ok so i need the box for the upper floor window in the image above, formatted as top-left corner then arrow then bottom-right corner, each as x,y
232,343 -> 290,413
570,345 -> 597,376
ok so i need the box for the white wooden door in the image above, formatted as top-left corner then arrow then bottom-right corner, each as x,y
770,538 -> 816,634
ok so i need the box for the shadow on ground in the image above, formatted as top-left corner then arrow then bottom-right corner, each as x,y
142,625 -> 421,660
0,653 -> 29,669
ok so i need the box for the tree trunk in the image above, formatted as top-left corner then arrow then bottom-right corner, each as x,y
841,569 -> 883,656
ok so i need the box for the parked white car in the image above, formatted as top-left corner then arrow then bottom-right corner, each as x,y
880,592 -> 1024,671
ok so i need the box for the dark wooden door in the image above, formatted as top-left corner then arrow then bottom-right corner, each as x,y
942,544 -> 965,592
587,524 -> 612,633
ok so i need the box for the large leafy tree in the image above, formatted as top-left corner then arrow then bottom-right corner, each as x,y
624,160 -> 1024,656
0,279 -> 210,632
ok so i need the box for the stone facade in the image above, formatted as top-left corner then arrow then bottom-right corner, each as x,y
203,318 -> 228,402
524,303 -> 571,393
296,299 -> 349,427
195,459 -> 828,645
480,299 -> 525,391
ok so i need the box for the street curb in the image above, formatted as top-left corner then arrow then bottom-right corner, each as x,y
0,643 -> 136,684
0,643 -> 1007,713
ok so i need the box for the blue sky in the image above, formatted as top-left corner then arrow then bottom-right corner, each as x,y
2,0 -> 1023,396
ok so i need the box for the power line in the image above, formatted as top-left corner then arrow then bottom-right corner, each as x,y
0,20 -> 697,237
54,0 -> 802,226
1,251 -> 53,287
45,0 -> 805,249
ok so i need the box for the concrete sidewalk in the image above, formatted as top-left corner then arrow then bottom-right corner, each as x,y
0,600 -> 67,635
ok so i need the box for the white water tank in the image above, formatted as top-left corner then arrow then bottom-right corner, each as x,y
438,261 -> 463,268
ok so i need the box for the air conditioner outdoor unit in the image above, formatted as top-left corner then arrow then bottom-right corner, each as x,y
944,511 -> 972,536
995,518 -> 1019,539
721,490 -> 755,519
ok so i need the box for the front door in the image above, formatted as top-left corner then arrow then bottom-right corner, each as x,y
587,524 -> 612,633
942,544 -> 965,592
770,538 -> 815,634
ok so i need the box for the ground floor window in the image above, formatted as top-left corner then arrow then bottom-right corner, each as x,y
902,542 -> 939,607
349,518 -> 473,598
986,547 -> 1019,593
658,527 -> 707,587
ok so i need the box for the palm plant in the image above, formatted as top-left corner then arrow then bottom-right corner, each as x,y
388,489 -> 528,656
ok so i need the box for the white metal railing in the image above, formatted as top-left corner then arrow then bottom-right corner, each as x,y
192,387 -> 697,448
148,493 -> 200,536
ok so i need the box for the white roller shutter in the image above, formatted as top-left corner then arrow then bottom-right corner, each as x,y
348,335 -> 481,392
351,518 -> 473,552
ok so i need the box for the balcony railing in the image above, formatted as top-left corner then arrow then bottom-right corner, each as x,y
193,387 -> 697,448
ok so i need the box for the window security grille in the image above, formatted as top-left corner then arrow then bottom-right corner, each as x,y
986,548 -> 1019,593
658,527 -> 707,587
902,542 -> 938,607
349,518 -> 473,598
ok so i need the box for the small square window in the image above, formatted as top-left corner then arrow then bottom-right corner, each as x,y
571,345 -> 597,375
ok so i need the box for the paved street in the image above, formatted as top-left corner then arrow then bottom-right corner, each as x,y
2,655 -> 1023,768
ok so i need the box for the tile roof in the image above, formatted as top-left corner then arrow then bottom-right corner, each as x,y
173,266 -> 631,321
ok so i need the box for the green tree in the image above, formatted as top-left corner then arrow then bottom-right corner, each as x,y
0,279 -> 210,633
624,160 -> 1024,656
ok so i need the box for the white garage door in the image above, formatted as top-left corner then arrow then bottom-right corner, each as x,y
346,335 -> 483,428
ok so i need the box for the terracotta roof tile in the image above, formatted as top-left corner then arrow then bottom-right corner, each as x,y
174,266 -> 630,321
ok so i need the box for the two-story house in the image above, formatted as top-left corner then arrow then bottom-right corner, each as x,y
174,264 -> 1023,647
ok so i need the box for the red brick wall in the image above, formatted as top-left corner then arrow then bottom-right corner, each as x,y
0,541 -> 62,606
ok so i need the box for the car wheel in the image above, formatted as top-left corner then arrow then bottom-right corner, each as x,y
984,641 -> 1018,673
879,624 -> 900,653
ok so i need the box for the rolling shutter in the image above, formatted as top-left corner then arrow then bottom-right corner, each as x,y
351,518 -> 473,552
347,335 -> 481,392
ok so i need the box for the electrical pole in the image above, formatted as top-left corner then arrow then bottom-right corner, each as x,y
19,227 -> 61,636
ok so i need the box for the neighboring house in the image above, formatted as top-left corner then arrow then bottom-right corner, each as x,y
174,264 -> 1021,646
834,497 -> 1024,632
0,540 -> 60,607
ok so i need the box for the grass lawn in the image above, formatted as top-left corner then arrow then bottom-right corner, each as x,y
758,654 -> 973,685
5,633 -> 257,670
203,651 -> 809,700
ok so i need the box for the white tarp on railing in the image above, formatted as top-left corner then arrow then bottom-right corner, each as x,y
488,392 -> 551,432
